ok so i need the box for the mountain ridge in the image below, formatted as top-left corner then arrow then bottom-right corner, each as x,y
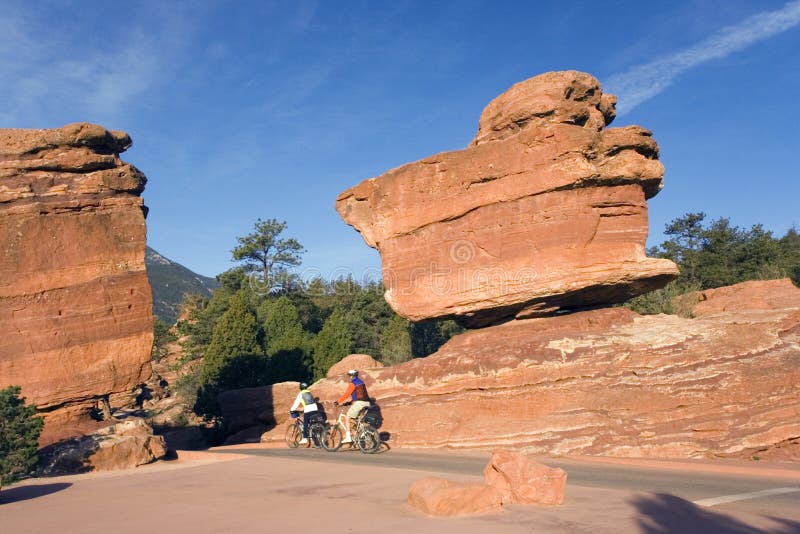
145,246 -> 219,324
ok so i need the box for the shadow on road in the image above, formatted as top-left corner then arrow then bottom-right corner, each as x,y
0,482 -> 72,505
633,493 -> 800,533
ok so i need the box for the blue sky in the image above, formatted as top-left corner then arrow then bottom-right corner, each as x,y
3,1 -> 799,278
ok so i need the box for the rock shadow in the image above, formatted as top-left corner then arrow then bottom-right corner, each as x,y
632,493 -> 800,533
37,436 -> 102,477
0,482 -> 72,504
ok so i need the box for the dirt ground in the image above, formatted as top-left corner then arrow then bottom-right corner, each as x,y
1,447 -> 798,534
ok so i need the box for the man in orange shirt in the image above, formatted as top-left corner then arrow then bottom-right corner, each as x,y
334,369 -> 371,443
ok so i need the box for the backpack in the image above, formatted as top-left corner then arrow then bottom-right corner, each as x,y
361,405 -> 382,429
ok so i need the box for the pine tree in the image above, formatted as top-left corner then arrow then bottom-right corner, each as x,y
0,386 -> 44,485
261,296 -> 306,354
380,314 -> 412,365
312,309 -> 352,380
260,296 -> 311,383
201,290 -> 262,385
232,218 -> 304,292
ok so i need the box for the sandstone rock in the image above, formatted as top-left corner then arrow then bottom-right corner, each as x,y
326,353 -> 383,378
40,418 -> 166,475
336,71 -> 678,326
218,382 -> 301,434
303,281 -> 800,459
484,450 -> 566,505
0,123 -> 153,446
677,278 -> 800,317
407,477 -> 503,517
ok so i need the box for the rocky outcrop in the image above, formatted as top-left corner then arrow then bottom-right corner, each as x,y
0,123 -> 153,445
336,71 -> 678,326
218,383 -> 300,436
484,450 -> 566,505
676,278 -> 800,317
299,279 -> 800,460
326,353 -> 383,378
39,418 -> 166,475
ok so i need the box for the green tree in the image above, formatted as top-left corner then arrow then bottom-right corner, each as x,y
232,219 -> 304,291
627,213 -> 800,315
259,296 -> 312,382
312,309 -> 352,380
201,291 -> 262,385
151,317 -> 177,362
0,386 -> 44,485
410,319 -> 463,357
261,296 -> 306,354
380,314 -> 412,365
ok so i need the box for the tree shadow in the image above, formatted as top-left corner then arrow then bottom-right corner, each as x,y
0,482 -> 72,504
632,493 -> 800,533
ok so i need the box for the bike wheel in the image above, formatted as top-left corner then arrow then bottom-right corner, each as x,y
285,422 -> 301,448
356,424 -> 381,454
320,424 -> 343,452
309,422 -> 325,448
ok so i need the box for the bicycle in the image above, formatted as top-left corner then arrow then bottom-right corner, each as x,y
319,402 -> 381,454
285,411 -> 326,448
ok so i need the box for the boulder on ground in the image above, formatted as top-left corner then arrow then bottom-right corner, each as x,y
484,450 -> 566,505
407,477 -> 503,517
39,418 -> 166,475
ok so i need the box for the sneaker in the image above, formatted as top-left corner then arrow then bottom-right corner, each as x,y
342,435 -> 352,444
299,438 -> 308,445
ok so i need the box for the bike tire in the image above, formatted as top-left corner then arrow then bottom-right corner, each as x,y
321,424 -> 343,452
356,423 -> 381,454
285,422 -> 301,448
309,422 -> 325,448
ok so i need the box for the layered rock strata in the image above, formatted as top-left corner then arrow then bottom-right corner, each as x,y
0,123 -> 153,445
283,280 -> 800,459
337,71 -> 678,326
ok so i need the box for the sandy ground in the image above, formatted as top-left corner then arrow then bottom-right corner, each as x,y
2,447 -> 799,534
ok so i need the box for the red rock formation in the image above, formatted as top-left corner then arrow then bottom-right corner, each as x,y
0,123 -> 153,445
292,280 -> 800,460
484,450 -> 566,505
407,477 -> 503,517
678,278 -> 800,317
326,353 -> 383,378
337,71 -> 678,326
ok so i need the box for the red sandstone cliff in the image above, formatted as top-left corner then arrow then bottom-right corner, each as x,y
0,123 -> 153,445
337,71 -> 678,327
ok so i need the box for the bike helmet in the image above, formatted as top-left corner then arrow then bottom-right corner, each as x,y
299,382 -> 308,389
347,369 -> 358,377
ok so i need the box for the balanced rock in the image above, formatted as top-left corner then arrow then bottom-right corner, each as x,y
0,123 -> 153,445
337,71 -> 678,326
407,477 -> 503,517
484,450 -> 566,505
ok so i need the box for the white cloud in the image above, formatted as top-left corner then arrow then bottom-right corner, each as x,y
606,1 -> 800,115
0,5 -> 193,127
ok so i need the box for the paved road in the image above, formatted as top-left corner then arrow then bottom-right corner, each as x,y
226,447 -> 800,522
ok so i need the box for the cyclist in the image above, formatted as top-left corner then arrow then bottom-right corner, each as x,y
333,369 -> 371,443
289,382 -> 319,445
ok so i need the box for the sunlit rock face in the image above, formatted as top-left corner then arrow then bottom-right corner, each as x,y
297,280 -> 800,460
0,123 -> 153,445
336,71 -> 677,327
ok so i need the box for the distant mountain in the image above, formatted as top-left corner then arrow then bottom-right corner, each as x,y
145,246 -> 219,324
